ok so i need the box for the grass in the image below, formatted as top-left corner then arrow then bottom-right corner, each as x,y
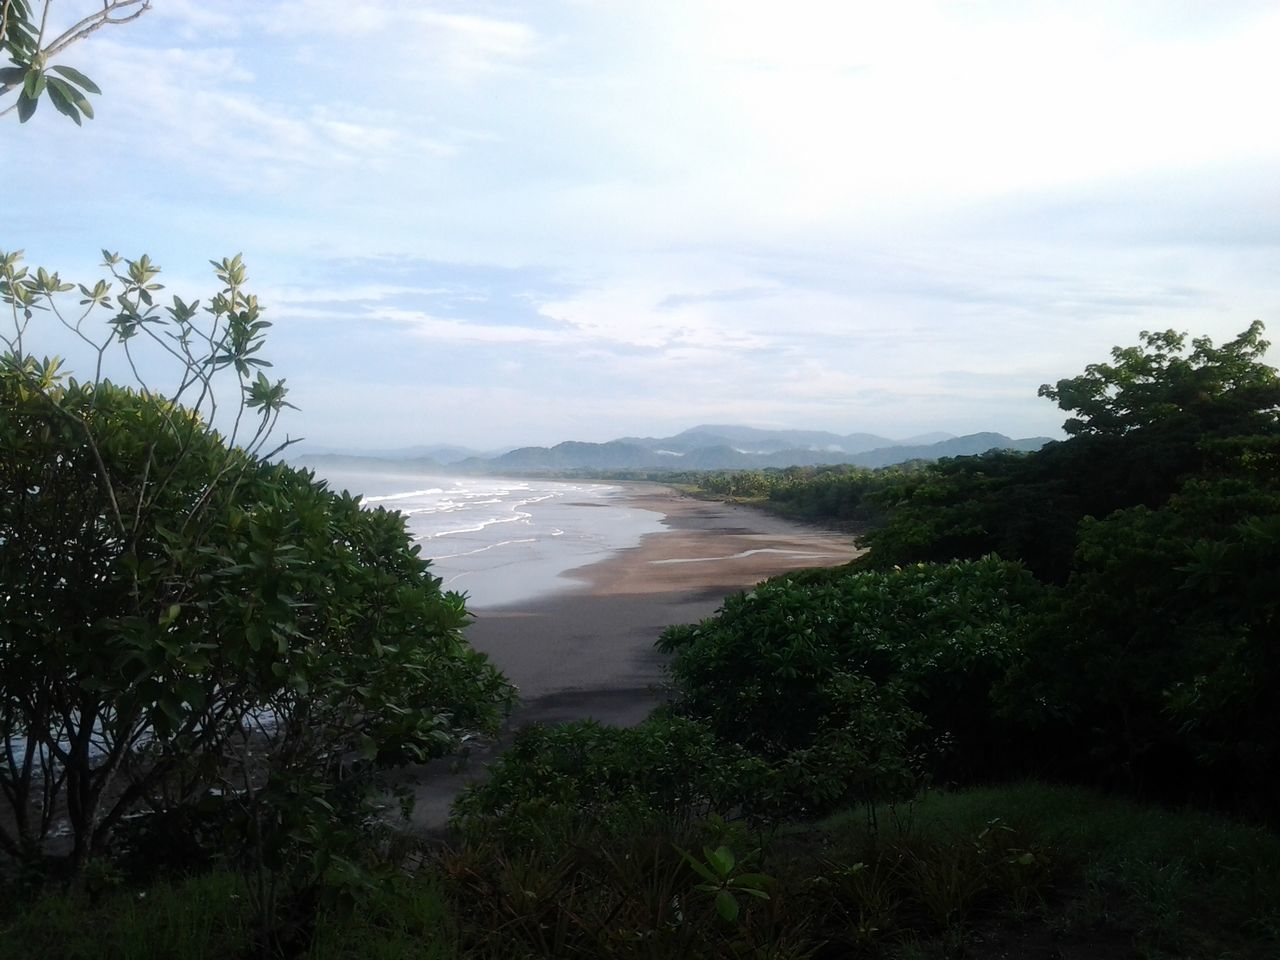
0,870 -> 257,960
4,782 -> 1277,959
816,782 -> 1280,958
0,869 -> 459,960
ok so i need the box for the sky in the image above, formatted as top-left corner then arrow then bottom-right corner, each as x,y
4,0 -> 1279,450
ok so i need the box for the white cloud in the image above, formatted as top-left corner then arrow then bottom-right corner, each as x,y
8,2 -> 1280,449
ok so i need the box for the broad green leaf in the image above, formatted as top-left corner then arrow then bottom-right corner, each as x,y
50,63 -> 102,94
16,90 -> 37,122
707,845 -> 735,875
43,79 -> 81,125
22,67 -> 43,99
715,890 -> 739,922
47,76 -> 91,122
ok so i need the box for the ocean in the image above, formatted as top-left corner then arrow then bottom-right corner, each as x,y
310,465 -> 668,608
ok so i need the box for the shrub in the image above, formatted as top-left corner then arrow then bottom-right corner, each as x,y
452,717 -> 769,842
659,556 -> 1045,783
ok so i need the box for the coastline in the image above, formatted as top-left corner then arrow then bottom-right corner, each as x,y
401,485 -> 860,830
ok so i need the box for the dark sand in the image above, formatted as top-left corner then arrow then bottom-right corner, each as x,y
400,487 -> 860,831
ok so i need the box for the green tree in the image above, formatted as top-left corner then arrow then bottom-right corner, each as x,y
860,324 -> 1280,581
0,252 -> 513,880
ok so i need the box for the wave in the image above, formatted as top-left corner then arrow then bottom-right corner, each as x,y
429,537 -> 538,561
650,548 -> 843,565
421,511 -> 532,539
363,487 -> 445,503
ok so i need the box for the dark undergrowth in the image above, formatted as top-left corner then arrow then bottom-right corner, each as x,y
5,782 -> 1277,959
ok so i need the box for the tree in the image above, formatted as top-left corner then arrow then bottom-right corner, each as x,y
0,252 -> 513,882
1,0 -> 150,124
860,323 -> 1280,581
1038,321 -> 1280,439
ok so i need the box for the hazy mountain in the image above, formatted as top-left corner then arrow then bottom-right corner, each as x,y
295,426 -> 1054,474
898,431 -> 955,445
450,431 -> 1052,473
848,432 -> 1050,468
616,425 -> 896,455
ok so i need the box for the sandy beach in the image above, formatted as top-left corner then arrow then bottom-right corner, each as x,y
403,485 -> 859,829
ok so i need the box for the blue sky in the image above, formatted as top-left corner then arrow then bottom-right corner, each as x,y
5,1 -> 1279,449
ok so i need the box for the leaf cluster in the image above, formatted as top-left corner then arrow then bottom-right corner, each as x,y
0,254 -> 514,889
1,2 -> 150,125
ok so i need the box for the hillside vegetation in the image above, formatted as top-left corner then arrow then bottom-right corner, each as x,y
5,320 -> 1279,958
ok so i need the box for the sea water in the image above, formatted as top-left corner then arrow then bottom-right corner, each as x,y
311,466 -> 668,608
8,469 -> 661,771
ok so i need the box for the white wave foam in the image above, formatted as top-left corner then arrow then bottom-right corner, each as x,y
423,511 -> 532,539
429,538 -> 538,560
650,548 -> 843,565
363,487 -> 444,503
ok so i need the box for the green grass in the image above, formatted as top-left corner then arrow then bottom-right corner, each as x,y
0,869 -> 458,960
6,783 -> 1277,959
816,782 -> 1280,958
0,870 -> 256,960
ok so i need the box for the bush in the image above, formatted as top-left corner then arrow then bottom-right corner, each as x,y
1001,474 -> 1280,809
659,556 -> 1046,783
452,717 -> 769,842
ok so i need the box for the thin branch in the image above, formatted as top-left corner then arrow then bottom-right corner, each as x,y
0,0 -> 13,48
44,1 -> 151,60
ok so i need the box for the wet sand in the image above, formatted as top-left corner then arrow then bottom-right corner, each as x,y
401,486 -> 860,831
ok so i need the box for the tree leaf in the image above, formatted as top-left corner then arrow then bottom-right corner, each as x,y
43,78 -> 81,125
22,68 -> 44,99
47,76 -> 90,122
715,890 -> 739,922
16,91 -> 37,122
51,64 -> 102,94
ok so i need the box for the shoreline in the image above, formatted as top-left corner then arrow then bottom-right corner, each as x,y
467,485 -> 859,703
400,485 -> 860,830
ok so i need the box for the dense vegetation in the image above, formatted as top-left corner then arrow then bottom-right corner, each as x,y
0,252 -> 511,950
4,252 -> 1277,955
442,322 -> 1280,956
9,6 -> 1277,957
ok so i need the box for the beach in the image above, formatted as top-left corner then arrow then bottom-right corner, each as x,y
402,485 -> 860,830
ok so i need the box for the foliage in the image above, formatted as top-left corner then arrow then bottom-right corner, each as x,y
840,323 -> 1280,811
1039,322 -> 1280,439
0,866 -> 461,960
1002,474 -> 1280,808
659,557 -> 1046,786
1,1 -> 150,124
693,462 -> 927,530
440,817 -> 797,960
860,324 -> 1280,582
452,718 -> 768,842
9,782 -> 1278,958
0,252 -> 513,905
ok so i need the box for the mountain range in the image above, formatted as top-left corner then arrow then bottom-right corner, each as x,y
295,425 -> 1053,473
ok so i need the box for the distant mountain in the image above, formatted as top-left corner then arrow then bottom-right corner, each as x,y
616,425 -> 896,456
848,432 -> 1050,468
293,426 -> 1054,475
447,431 -> 1052,473
898,431 -> 955,445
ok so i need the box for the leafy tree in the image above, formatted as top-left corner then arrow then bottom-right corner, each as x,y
0,252 -> 513,881
1040,322 -> 1279,439
861,323 -> 1280,581
658,557 -> 1046,789
1001,471 -> 1280,810
1,0 -> 149,124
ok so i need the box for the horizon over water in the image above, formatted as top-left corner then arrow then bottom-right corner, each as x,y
310,465 -> 667,608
